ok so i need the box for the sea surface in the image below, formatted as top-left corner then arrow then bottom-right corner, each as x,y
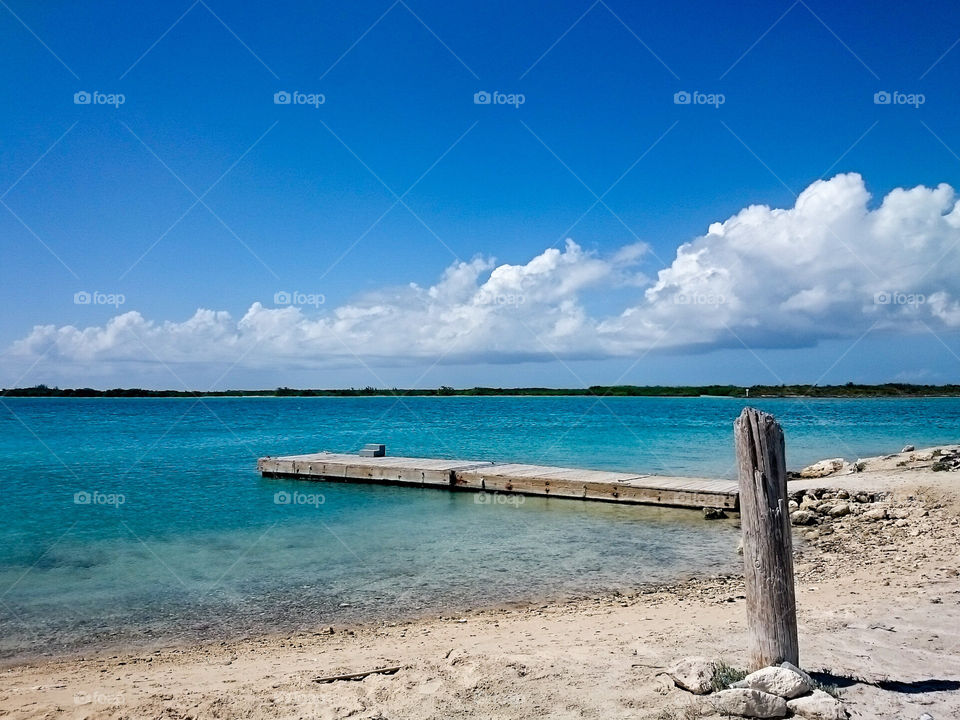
1,396 -> 957,662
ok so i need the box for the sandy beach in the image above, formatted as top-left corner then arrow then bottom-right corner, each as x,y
2,445 -> 959,719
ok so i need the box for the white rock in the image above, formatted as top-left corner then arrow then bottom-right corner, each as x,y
740,665 -> 811,698
713,688 -> 787,718
787,689 -> 849,719
779,661 -> 815,687
667,656 -> 715,695
862,507 -> 887,521
799,459 -> 844,479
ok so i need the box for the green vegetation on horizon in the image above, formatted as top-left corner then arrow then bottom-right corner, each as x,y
4,383 -> 960,398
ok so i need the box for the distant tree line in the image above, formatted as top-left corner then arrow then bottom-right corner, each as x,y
3,383 -> 960,398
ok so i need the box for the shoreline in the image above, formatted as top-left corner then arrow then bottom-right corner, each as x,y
0,563 -> 739,672
0,569 -> 738,672
2,444 -> 959,718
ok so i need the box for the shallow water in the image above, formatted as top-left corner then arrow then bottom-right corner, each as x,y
1,396 -> 956,661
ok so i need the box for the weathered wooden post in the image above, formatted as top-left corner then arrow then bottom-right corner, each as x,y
734,407 -> 799,670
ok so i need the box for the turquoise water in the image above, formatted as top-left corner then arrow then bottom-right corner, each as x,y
1,396 -> 957,662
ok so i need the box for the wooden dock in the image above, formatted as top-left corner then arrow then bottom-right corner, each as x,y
257,452 -> 739,510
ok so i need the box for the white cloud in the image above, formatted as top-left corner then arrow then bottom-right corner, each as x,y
604,172 -> 960,350
6,174 -> 960,379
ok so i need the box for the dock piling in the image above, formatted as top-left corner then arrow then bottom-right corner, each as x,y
734,407 -> 799,669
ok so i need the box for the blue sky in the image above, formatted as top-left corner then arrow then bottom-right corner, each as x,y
2,0 -> 960,389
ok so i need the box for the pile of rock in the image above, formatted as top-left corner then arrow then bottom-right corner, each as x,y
886,446 -> 960,472
930,448 -> 960,472
787,488 -> 887,527
666,657 -> 848,719
795,444 -> 960,479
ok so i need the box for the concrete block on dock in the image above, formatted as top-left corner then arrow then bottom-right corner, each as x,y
359,444 -> 386,457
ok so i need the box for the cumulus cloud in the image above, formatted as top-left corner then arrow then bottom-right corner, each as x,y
602,173 -> 960,352
6,173 -> 960,376
10,240 -> 628,370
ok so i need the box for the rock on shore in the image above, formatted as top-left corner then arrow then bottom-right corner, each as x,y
732,665 -> 811,698
665,656 -> 715,694
788,689 -> 849,719
671,658 -> 849,719
713,688 -> 787,717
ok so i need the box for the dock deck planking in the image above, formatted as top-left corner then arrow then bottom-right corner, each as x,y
258,452 -> 738,510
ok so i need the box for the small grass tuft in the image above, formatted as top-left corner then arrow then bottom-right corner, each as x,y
811,677 -> 841,698
652,700 -> 706,720
710,660 -> 748,692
